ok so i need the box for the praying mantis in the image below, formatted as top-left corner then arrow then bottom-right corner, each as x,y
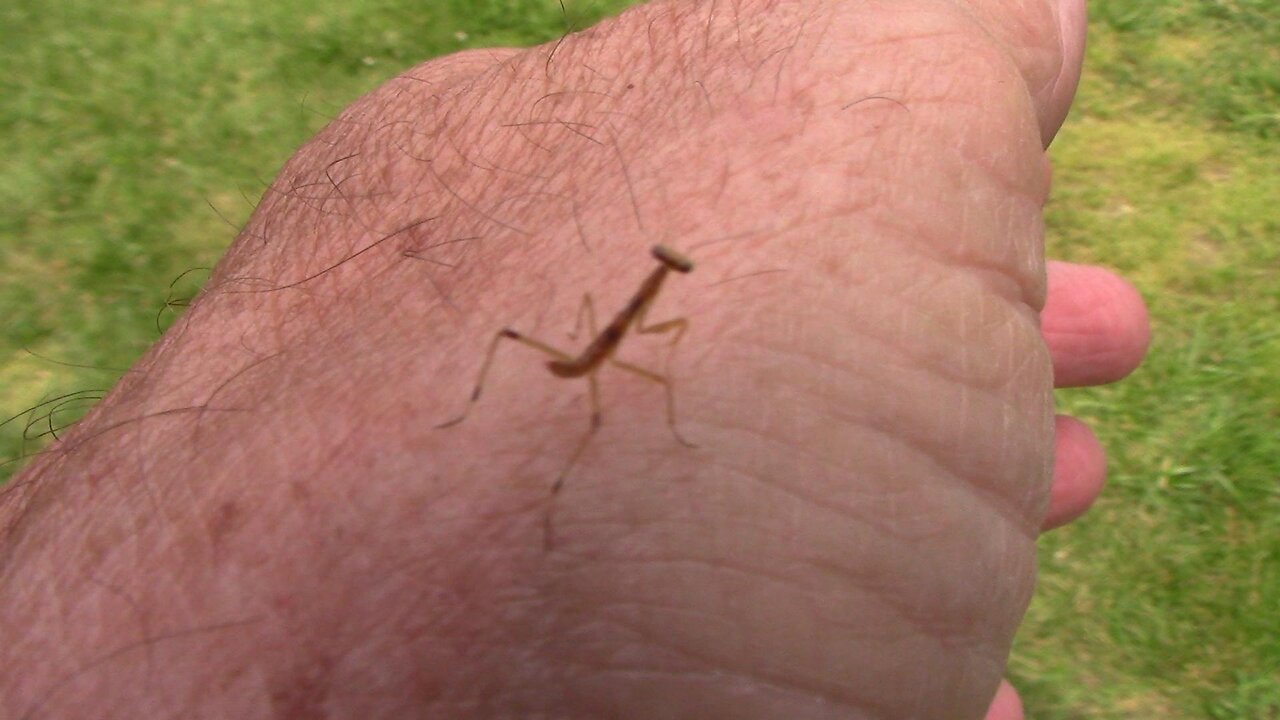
438,245 -> 697,498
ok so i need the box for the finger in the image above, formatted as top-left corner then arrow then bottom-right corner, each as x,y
1041,0 -> 1088,141
1044,414 -> 1107,530
984,678 -> 1025,720
1043,261 -> 1151,388
956,0 -> 1088,143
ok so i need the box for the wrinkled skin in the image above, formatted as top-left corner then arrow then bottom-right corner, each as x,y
0,0 -> 1149,718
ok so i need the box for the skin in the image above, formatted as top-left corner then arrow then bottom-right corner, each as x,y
0,0 -> 1150,718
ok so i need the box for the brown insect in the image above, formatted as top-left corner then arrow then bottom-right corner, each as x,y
438,245 -> 697,497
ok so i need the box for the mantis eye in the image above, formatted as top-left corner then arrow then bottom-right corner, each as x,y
651,245 -> 694,273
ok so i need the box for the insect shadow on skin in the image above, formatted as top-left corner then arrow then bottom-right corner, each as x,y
436,244 -> 697,549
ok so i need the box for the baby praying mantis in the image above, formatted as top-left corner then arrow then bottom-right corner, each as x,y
438,244 -> 697,496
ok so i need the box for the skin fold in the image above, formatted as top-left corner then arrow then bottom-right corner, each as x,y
0,0 -> 1148,718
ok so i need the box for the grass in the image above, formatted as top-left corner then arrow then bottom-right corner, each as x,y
1,0 -> 1277,717
1008,4 -> 1280,717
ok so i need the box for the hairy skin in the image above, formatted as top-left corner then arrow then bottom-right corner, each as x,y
0,1 -> 1143,718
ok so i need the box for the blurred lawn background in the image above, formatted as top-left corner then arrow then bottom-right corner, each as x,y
1,0 -> 1276,717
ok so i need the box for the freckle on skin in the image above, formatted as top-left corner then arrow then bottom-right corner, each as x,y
207,500 -> 242,544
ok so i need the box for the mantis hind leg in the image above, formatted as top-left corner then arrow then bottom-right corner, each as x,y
544,372 -> 601,551
545,294 -> 605,546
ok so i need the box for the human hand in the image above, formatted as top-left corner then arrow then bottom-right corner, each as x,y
1,1 -> 1150,718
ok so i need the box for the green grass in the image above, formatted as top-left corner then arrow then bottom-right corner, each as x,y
1007,4 -> 1280,717
0,0 -> 623,456
2,1 -> 1277,717
1088,0 -> 1280,139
